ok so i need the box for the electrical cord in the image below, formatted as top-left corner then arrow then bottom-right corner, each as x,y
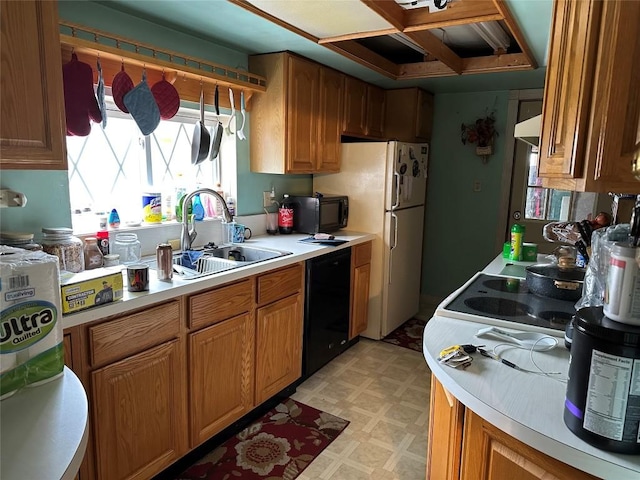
490,337 -> 568,384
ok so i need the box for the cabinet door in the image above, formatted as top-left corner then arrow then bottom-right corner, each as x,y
255,294 -> 303,404
460,409 -> 598,480
189,313 -> 255,447
581,0 -> 640,192
286,55 -> 320,173
538,0 -> 602,179
343,76 -> 368,136
317,67 -> 344,172
427,375 -> 464,480
416,89 -> 434,141
92,340 -> 188,480
366,85 -> 386,138
0,0 -> 67,169
349,262 -> 371,339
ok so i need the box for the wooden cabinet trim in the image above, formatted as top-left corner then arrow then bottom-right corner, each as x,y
189,279 -> 253,330
89,300 -> 181,367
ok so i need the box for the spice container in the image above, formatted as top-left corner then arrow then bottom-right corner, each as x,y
41,227 -> 85,273
103,254 -> 120,267
83,237 -> 104,270
112,233 -> 141,265
0,231 -> 42,251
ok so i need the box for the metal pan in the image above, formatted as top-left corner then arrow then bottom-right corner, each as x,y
525,258 -> 585,302
191,86 -> 210,165
209,85 -> 223,161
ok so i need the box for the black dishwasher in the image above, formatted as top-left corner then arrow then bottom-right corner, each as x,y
303,248 -> 352,378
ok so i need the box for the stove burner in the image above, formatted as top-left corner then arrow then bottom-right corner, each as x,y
538,310 -> 573,328
482,278 -> 527,294
464,297 -> 533,317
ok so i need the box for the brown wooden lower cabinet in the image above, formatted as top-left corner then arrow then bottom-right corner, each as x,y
428,375 -> 598,480
255,293 -> 303,404
350,241 -> 372,339
189,312 -> 255,447
91,339 -> 188,480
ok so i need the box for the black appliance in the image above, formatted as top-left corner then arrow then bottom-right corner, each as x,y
303,248 -> 351,378
439,273 -> 577,335
289,193 -> 348,234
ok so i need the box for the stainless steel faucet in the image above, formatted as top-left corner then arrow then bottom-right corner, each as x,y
180,188 -> 233,251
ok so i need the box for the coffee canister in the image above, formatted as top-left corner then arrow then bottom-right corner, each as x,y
564,306 -> 640,453
156,243 -> 173,281
142,192 -> 162,223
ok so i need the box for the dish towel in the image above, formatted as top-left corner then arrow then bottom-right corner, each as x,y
124,72 -> 161,136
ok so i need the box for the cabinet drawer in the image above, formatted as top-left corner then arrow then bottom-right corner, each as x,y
189,279 -> 253,330
89,300 -> 181,367
257,263 -> 303,306
353,242 -> 372,268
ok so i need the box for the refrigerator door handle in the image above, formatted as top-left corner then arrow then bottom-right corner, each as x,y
389,212 -> 398,284
391,172 -> 401,210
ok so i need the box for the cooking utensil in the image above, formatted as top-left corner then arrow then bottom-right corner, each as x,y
236,91 -> 246,140
209,85 -> 223,160
475,326 -> 558,351
525,256 -> 585,301
225,88 -> 236,135
191,85 -> 210,165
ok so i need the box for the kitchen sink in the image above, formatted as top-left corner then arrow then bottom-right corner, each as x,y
144,245 -> 292,280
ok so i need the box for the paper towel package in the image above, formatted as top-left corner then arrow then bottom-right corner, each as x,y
0,246 -> 64,399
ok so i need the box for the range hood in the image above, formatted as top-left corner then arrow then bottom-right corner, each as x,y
514,114 -> 541,148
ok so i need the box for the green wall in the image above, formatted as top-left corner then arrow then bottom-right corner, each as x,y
0,2 -> 311,235
421,91 -> 510,299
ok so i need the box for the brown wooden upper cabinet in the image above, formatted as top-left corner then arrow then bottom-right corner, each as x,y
0,0 -> 67,169
343,76 -> 386,139
539,0 -> 640,193
385,87 -> 434,143
249,52 -> 344,174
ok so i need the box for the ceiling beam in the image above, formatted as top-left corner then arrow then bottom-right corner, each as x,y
324,40 -> 400,79
491,0 -> 538,68
397,52 -> 533,79
318,28 -> 399,44
403,0 -> 503,32
403,30 -> 463,74
360,0 -> 406,31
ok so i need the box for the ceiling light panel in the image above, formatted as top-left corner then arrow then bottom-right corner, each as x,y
247,0 -> 394,39
394,0 -> 449,12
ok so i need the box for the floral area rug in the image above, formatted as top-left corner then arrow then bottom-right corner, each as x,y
381,317 -> 427,352
177,399 -> 349,480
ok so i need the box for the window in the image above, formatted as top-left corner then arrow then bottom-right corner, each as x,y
524,149 -> 572,221
67,99 -> 235,232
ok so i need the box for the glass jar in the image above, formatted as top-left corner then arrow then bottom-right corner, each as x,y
41,227 -> 85,273
0,231 -> 42,251
112,233 -> 141,265
83,237 -> 104,270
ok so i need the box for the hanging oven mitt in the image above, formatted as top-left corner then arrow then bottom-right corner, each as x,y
123,71 -> 161,136
62,53 -> 102,136
96,58 -> 107,128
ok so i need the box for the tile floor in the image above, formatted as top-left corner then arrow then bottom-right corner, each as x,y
291,338 -> 432,480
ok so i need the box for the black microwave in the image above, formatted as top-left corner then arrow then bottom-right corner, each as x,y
289,194 -> 348,234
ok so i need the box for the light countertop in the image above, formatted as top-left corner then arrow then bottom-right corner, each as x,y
62,232 -> 375,329
424,254 -> 640,479
0,367 -> 88,480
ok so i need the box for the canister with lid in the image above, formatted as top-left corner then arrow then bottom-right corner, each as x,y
0,231 -> 42,251
83,237 -> 104,270
604,243 -> 640,325
112,233 -> 141,265
41,227 -> 85,272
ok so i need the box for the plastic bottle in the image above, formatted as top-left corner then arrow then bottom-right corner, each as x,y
509,224 -> 525,261
108,208 -> 120,228
278,194 -> 294,234
193,193 -> 205,221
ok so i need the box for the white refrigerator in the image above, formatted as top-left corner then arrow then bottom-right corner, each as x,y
313,141 -> 428,340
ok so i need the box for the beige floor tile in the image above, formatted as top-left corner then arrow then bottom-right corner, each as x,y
295,338 -> 430,480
